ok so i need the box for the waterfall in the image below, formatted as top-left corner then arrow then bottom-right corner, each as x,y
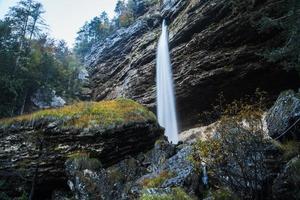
202,162 -> 208,186
156,20 -> 179,144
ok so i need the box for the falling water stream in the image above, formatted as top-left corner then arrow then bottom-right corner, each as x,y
202,162 -> 208,186
156,20 -> 179,144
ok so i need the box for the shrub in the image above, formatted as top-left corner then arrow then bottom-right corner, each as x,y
198,89 -> 268,125
193,100 -> 271,199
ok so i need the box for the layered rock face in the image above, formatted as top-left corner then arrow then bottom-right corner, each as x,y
0,100 -> 162,199
87,0 -> 300,128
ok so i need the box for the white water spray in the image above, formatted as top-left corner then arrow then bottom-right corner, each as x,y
156,20 -> 179,144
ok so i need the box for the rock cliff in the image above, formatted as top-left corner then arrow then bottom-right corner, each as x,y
86,0 -> 300,128
0,99 -> 162,199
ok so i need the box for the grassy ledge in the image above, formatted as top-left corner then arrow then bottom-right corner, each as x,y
0,99 -> 156,129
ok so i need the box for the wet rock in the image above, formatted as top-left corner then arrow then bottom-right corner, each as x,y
266,90 -> 300,140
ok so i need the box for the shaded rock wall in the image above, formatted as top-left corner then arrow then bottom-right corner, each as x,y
87,0 -> 300,129
0,120 -> 162,199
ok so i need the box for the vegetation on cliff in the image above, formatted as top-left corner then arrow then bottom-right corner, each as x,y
74,0 -> 159,61
192,90 -> 300,200
193,105 -> 270,199
0,98 -> 156,128
0,98 -> 161,200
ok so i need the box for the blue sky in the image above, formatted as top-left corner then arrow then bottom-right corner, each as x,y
0,0 -> 119,47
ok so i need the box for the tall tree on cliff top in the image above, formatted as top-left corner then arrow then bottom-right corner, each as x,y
75,11 -> 113,61
74,0 -> 154,61
114,0 -> 126,16
7,0 -> 46,75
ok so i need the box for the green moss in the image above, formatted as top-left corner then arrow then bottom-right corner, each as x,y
210,187 -> 240,200
140,193 -> 173,200
0,98 -> 156,129
172,188 -> 195,200
142,171 -> 174,188
140,187 -> 195,200
67,152 -> 90,159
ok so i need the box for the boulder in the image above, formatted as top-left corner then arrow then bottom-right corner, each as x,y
266,90 -> 300,140
136,145 -> 200,197
64,139 -> 200,200
65,155 -> 147,200
31,87 -> 66,109
0,99 -> 162,199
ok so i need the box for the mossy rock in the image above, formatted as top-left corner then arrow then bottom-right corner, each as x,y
0,98 -> 156,129
0,99 -> 162,199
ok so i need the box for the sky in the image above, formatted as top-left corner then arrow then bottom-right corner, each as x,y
0,0 -> 119,47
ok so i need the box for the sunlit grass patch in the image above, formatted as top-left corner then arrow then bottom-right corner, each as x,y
0,99 -> 156,129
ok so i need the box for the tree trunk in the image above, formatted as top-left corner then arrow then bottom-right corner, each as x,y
14,0 -> 32,74
29,18 -> 37,40
20,90 -> 28,115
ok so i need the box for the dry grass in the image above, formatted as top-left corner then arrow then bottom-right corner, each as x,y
0,99 -> 156,128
